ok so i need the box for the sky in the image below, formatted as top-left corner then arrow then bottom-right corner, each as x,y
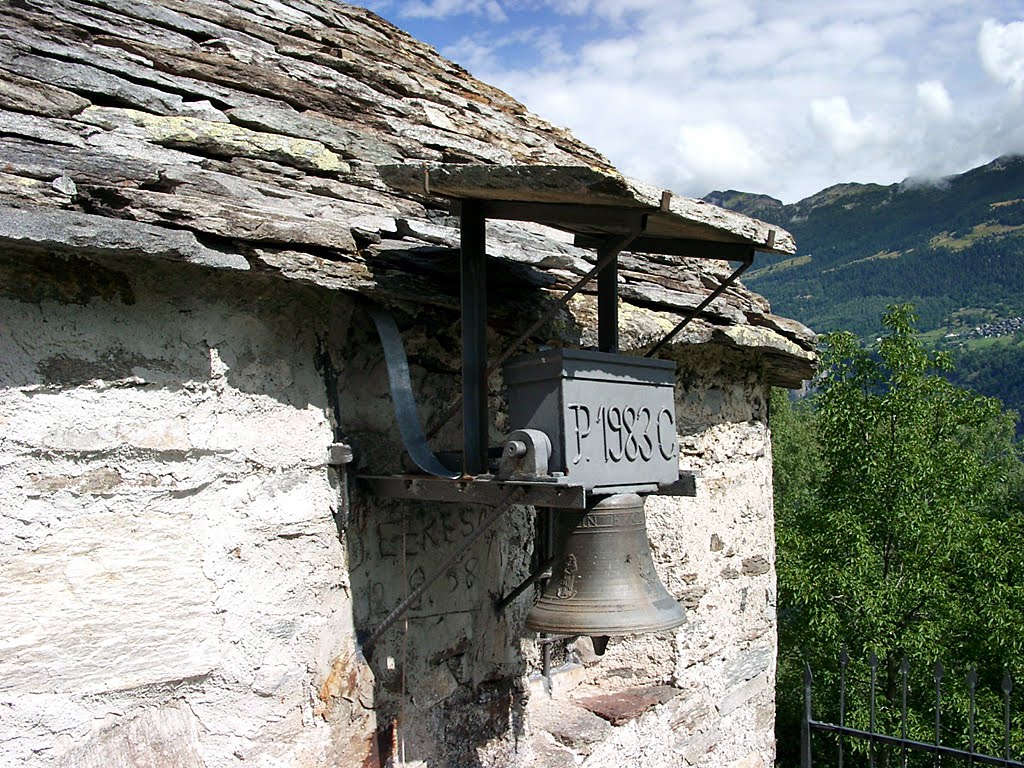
359,0 -> 1024,204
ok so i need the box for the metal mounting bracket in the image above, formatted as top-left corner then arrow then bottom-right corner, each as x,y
369,305 -> 460,479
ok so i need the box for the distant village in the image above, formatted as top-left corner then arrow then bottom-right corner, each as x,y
947,317 -> 1024,340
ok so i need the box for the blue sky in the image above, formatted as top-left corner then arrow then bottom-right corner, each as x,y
360,0 -> 1024,203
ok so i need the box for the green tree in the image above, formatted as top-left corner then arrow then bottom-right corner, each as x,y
774,305 -> 1024,765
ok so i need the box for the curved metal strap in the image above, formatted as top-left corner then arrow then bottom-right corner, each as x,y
368,306 -> 461,479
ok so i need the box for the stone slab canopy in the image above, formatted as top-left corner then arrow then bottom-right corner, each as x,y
380,163 -> 796,254
0,0 -> 816,386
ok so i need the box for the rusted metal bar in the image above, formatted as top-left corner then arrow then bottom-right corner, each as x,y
358,475 -> 586,509
644,250 -> 754,357
362,488 -> 522,658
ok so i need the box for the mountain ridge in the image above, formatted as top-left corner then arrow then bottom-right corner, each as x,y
706,154 -> 1024,340
708,154 -> 1024,426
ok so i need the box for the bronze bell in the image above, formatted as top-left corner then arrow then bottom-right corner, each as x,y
526,493 -> 686,636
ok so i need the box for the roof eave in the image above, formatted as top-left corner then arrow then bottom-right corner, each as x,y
378,163 -> 796,257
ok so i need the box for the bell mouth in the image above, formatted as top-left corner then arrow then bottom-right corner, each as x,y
526,596 -> 686,636
525,492 -> 686,638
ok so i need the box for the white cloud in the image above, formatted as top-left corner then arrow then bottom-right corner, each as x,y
675,122 -> 767,189
810,97 -> 888,155
979,19 -> 1024,92
372,0 -> 1024,201
442,23 -> 572,73
443,35 -> 503,72
543,0 -> 664,24
579,37 -> 639,75
399,0 -> 507,22
916,80 -> 953,120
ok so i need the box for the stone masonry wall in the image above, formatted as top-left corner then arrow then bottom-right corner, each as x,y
1,249 -> 778,767
0,253 -> 374,767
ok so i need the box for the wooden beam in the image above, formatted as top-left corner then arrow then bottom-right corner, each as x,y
575,234 -> 757,261
481,200 -> 649,231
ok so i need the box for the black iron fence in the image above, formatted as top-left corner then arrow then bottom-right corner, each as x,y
802,650 -> 1023,768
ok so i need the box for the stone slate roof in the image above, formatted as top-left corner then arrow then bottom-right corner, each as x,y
0,0 -> 815,386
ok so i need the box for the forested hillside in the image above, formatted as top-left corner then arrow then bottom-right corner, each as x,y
708,154 -> 1024,338
708,154 -> 1024,424
771,307 -> 1024,765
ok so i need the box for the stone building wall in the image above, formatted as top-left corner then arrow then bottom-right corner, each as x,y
0,2 -> 816,765
0,255 -> 369,767
1,249 -> 782,767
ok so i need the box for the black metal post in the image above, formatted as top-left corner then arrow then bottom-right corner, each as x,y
1003,673 -> 1013,764
460,199 -> 488,475
840,647 -> 849,768
969,668 -> 978,767
541,507 -> 555,689
425,225 -> 643,441
870,651 -> 878,768
901,656 -> 910,768
935,661 -> 944,768
494,555 -> 556,615
597,240 -> 619,353
803,663 -> 814,768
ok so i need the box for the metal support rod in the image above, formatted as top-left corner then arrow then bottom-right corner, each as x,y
1003,673 -> 1013,763
803,663 -> 813,768
807,721 -> 1024,768
597,240 -> 619,353
542,633 -> 551,686
968,667 -> 978,762
494,555 -> 556,615
426,223 -> 644,440
362,488 -> 522,657
644,251 -> 754,358
869,651 -> 878,768
839,646 -> 849,768
369,306 -> 460,479
901,656 -> 910,768
488,225 -> 641,373
541,506 -> 556,689
935,661 -> 944,765
460,199 -> 488,475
